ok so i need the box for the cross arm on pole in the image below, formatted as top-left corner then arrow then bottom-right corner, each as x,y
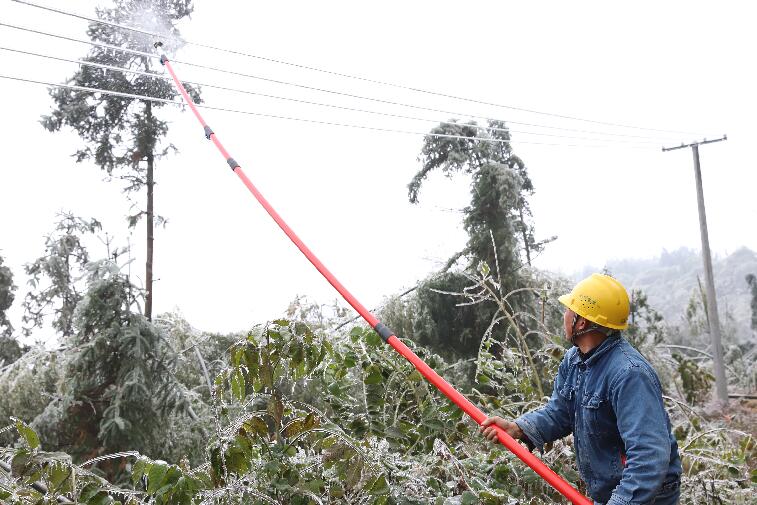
661,134 -> 727,152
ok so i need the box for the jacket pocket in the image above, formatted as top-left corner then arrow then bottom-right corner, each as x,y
581,393 -> 610,435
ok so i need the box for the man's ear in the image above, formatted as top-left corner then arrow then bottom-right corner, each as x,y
575,317 -> 588,330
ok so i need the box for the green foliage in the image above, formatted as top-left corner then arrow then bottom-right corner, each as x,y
410,120 -> 540,271
40,0 -> 202,322
0,336 -> 26,367
682,284 -> 710,342
31,260 -> 195,469
672,353 -> 714,406
131,458 -> 210,504
23,214 -> 102,338
285,295 -> 350,332
0,348 -> 60,447
0,315 -> 567,503
0,290 -> 753,504
747,273 -> 757,331
396,121 -> 553,361
0,254 -> 15,338
0,252 -> 24,367
41,0 -> 200,180
676,428 -> 755,504
410,272 -> 499,360
464,161 -> 526,274
626,289 -> 666,349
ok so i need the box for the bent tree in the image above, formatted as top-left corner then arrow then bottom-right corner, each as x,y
409,120 -> 540,272
41,0 -> 200,320
401,121 -> 549,359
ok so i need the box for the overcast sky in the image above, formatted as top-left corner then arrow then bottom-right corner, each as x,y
1,0 -> 755,339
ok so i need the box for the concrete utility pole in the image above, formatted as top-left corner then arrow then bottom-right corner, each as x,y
663,136 -> 728,406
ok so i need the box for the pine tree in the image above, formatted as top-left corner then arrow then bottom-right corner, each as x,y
19,217 -> 195,471
41,0 -> 200,321
61,261 -> 170,460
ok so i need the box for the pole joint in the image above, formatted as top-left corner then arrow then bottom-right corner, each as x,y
226,157 -> 240,170
373,322 -> 394,342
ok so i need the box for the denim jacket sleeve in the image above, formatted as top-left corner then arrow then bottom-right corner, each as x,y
514,356 -> 573,450
606,365 -> 670,505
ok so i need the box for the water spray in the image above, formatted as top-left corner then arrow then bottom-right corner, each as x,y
154,40 -> 592,505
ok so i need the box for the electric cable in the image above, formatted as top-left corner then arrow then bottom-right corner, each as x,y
10,0 -> 712,137
4,20 -> 669,143
0,46 -> 665,146
0,21 -> 157,59
1,73 -> 657,148
1,23 -> 696,142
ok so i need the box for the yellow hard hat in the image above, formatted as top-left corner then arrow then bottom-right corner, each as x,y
558,273 -> 630,330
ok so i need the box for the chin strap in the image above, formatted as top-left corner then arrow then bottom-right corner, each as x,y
569,313 -> 612,346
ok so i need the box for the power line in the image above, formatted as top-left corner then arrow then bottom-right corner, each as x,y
0,46 -> 664,146
1,22 -> 688,144
11,0 -> 713,138
2,73 -> 656,149
0,22 -> 681,143
0,21 -> 157,60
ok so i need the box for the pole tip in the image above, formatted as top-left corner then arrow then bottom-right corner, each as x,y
153,41 -> 164,50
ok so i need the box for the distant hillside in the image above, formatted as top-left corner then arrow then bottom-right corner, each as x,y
579,247 -> 757,343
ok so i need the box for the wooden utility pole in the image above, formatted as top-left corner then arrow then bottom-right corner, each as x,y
663,135 -> 728,405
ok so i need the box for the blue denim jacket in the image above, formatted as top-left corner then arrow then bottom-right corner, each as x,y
515,335 -> 681,504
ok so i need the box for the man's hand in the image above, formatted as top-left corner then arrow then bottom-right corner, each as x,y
480,416 -> 525,444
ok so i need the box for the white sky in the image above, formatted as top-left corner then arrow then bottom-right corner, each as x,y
1,0 -> 755,339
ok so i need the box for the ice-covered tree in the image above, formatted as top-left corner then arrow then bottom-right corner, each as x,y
41,0 -> 200,321
398,121 -> 549,358
32,259 -> 197,473
0,253 -> 15,338
0,254 -> 27,366
409,120 -> 545,271
747,274 -> 757,332
23,214 -> 102,338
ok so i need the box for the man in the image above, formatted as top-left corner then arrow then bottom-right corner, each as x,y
481,273 -> 682,504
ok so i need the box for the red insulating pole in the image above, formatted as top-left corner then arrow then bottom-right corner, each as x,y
157,45 -> 591,505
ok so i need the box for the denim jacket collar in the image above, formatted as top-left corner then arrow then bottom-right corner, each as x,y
568,332 -> 622,367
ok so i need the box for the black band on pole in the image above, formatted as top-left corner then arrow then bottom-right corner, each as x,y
160,54 -> 168,65
373,322 -> 394,342
226,157 -> 240,170
204,125 -> 214,139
